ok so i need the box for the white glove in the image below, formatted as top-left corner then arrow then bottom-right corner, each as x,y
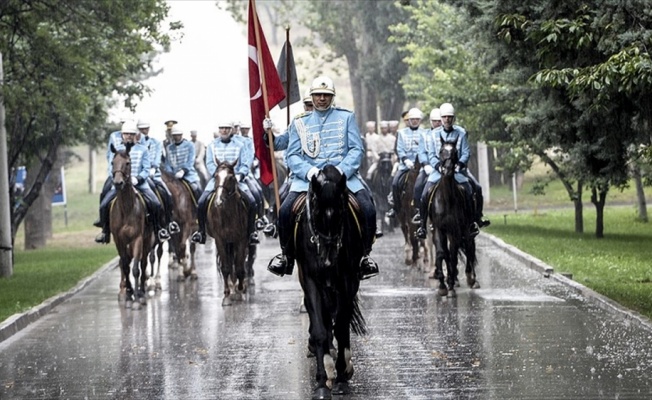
149,168 -> 156,178
263,118 -> 274,130
423,164 -> 434,175
306,167 -> 320,181
455,164 -> 460,173
404,159 -> 414,169
175,170 -> 185,179
130,176 -> 139,186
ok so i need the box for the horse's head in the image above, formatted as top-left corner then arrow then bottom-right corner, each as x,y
111,143 -> 134,190
308,165 -> 347,269
214,159 -> 238,206
438,138 -> 459,177
378,152 -> 393,174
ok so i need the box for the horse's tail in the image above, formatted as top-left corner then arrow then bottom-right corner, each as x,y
350,294 -> 367,336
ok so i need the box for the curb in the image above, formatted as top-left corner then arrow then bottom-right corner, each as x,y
479,233 -> 652,331
0,256 -> 119,344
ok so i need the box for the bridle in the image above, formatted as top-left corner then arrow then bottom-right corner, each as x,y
306,184 -> 343,261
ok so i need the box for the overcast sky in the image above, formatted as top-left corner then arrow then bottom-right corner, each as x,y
110,1 -> 303,143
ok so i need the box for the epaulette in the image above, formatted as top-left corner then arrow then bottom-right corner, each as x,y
334,106 -> 353,113
294,111 -> 312,119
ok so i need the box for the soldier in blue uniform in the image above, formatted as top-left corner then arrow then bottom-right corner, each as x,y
385,107 -> 427,220
267,76 -> 380,280
416,103 -> 490,239
163,126 -> 203,202
137,119 -> 179,234
191,121 -> 260,245
95,121 -> 171,244
411,108 -> 441,225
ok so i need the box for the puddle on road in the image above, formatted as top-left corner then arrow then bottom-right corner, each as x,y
474,288 -> 564,303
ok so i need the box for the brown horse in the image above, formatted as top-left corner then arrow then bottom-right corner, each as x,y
109,144 -> 155,310
206,160 -> 249,306
397,162 -> 429,268
161,170 -> 199,282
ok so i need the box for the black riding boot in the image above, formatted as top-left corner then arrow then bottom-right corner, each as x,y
191,191 -> 211,244
153,206 -> 170,242
158,182 -> 179,234
416,194 -> 429,239
267,242 -> 294,277
94,203 -> 111,244
475,190 -> 491,228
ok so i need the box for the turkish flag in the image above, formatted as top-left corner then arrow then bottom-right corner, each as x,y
248,0 -> 286,185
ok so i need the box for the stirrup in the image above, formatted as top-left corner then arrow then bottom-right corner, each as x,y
385,209 -> 396,218
267,254 -> 294,277
416,227 -> 427,239
95,231 -> 110,244
169,221 -> 180,234
469,222 -> 480,238
263,223 -> 276,237
93,218 -> 102,228
158,229 -> 170,241
191,231 -> 206,244
359,256 -> 379,280
479,219 -> 491,228
375,229 -> 384,239
255,219 -> 266,231
411,212 -> 422,225
249,232 -> 260,244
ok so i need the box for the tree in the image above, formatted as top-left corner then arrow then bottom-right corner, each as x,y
0,0 -> 179,246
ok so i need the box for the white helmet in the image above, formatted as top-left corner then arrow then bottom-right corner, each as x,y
171,126 -> 184,136
136,119 -> 150,129
406,107 -> 423,120
429,108 -> 441,121
240,121 -> 251,129
218,121 -> 232,128
440,103 -> 455,117
121,120 -> 138,134
302,88 -> 313,104
309,76 -> 336,96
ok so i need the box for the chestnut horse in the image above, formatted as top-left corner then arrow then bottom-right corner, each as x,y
109,144 -> 155,309
206,160 -> 249,306
397,161 -> 428,268
161,170 -> 199,281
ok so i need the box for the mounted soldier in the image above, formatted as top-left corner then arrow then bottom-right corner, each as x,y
267,75 -> 380,280
95,121 -> 171,244
163,126 -> 203,204
416,103 -> 490,239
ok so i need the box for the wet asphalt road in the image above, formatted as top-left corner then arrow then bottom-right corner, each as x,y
1,231 -> 651,400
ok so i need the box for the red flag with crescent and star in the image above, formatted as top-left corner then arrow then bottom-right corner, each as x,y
248,0 -> 286,185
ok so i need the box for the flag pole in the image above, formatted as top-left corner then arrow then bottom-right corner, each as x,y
251,0 -> 281,216
285,27 -> 291,128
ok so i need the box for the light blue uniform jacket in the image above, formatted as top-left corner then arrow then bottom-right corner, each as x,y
205,137 -> 250,193
396,126 -> 426,171
164,139 -> 200,183
286,106 -> 364,193
425,125 -> 471,184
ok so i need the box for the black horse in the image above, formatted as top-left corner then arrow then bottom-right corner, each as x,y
296,165 -> 367,399
426,139 -> 479,297
369,152 -> 394,233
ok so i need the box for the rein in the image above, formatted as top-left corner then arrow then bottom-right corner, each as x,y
306,187 -> 343,256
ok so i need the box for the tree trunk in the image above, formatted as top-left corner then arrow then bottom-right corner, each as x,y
574,181 -> 583,234
632,165 -> 648,222
590,186 -> 608,239
23,155 -> 55,249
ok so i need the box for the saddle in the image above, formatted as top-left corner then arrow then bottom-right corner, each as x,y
290,192 -> 363,246
179,179 -> 199,207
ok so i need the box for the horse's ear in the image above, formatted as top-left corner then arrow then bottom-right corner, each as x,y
125,142 -> 134,154
229,158 -> 238,169
337,172 -> 347,191
110,143 -> 116,154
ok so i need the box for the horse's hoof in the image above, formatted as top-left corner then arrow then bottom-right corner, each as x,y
312,387 -> 331,400
448,289 -> 457,298
125,300 -> 133,309
155,282 -> 163,291
332,382 -> 351,395
471,282 -> 481,289
176,274 -> 185,282
438,288 -> 448,297
190,272 -> 199,280
222,297 -> 233,307
139,296 -> 147,305
132,301 -> 142,310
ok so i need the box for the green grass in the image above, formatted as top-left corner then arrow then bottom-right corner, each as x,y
0,247 -> 117,322
484,206 -> 652,320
